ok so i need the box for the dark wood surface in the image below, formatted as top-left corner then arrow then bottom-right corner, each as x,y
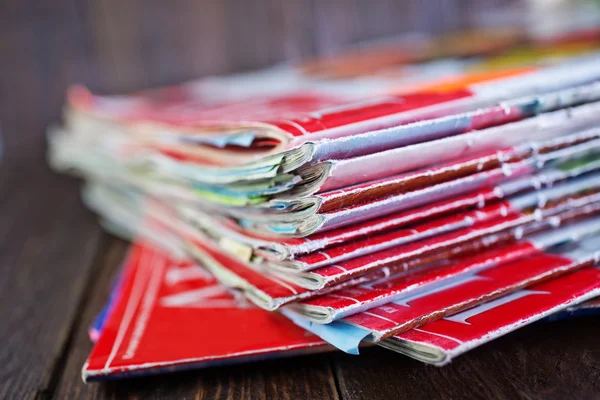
3,1 -> 600,399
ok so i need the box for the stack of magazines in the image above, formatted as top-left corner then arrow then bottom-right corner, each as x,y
48,28 -> 600,381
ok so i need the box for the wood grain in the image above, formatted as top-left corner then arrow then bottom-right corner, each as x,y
0,2 -> 108,397
51,236 -> 128,400
334,318 -> 600,400
0,166 -> 104,400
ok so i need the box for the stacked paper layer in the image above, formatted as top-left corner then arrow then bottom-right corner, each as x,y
48,28 -> 600,381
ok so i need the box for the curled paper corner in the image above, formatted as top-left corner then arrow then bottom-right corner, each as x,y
281,309 -> 370,355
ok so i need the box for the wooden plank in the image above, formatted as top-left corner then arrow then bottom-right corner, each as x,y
53,237 -> 341,400
333,317 -> 600,400
0,1 -> 98,162
51,236 -> 127,400
0,2 -> 109,398
0,167 -> 104,400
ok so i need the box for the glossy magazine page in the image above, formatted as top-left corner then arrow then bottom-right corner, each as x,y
83,242 -> 327,382
384,265 -> 600,365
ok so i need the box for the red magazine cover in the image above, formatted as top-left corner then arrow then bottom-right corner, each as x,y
83,242 -> 328,382
342,231 -> 600,340
383,265 -> 600,365
282,229 -> 600,357
289,216 -> 600,323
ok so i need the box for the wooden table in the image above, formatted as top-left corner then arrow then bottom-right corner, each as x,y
3,1 -> 600,399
